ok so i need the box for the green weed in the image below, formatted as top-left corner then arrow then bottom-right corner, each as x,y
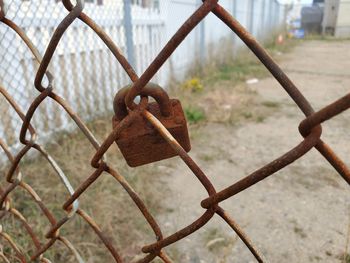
185,107 -> 206,124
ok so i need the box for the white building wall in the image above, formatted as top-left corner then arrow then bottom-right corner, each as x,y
335,0 -> 350,37
0,0 -> 286,149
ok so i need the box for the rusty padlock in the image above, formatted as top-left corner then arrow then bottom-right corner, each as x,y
112,83 -> 191,167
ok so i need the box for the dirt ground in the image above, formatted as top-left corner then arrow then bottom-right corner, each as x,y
154,40 -> 350,262
2,40 -> 349,263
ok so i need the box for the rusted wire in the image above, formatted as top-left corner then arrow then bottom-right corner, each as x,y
0,0 -> 349,262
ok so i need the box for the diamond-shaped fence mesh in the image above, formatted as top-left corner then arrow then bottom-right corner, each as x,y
0,0 -> 349,262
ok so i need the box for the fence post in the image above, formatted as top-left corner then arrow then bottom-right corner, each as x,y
123,0 -> 135,68
197,0 -> 206,66
249,0 -> 255,34
232,0 -> 238,57
273,1 -> 277,30
272,1 -> 276,29
200,18 -> 205,65
268,0 -> 273,31
232,0 -> 237,17
278,2 -> 280,26
261,0 -> 266,38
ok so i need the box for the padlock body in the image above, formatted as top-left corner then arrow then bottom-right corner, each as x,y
113,99 -> 191,167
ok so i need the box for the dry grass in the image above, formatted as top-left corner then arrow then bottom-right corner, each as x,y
169,36 -> 298,127
1,117 -> 169,262
0,37 -> 297,261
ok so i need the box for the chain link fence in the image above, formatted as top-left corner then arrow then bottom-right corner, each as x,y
0,0 -> 286,151
1,0 -> 349,262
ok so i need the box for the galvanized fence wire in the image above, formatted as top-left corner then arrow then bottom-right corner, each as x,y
0,0 -> 349,262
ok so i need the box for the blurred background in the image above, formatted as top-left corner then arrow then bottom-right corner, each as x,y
1,0 -> 349,150
0,0 -> 287,149
286,0 -> 350,38
0,1 -> 349,262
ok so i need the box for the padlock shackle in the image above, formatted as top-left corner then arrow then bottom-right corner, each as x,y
113,83 -> 172,121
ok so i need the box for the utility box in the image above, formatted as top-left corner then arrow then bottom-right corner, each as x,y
323,0 -> 340,35
335,0 -> 350,37
301,5 -> 324,34
322,0 -> 350,37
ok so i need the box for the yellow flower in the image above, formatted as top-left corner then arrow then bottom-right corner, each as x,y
182,78 -> 204,92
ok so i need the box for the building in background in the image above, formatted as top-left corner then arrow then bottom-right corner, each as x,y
301,1 -> 323,34
286,0 -> 308,38
323,0 -> 350,37
287,0 -> 304,22
322,0 -> 339,34
289,0 -> 350,37
0,0 -> 287,149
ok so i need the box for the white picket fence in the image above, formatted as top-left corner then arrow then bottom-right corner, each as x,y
0,0 -> 286,150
